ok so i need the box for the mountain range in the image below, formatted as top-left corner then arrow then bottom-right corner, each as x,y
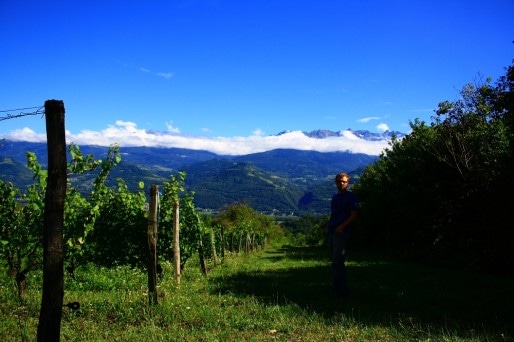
0,130 -> 400,215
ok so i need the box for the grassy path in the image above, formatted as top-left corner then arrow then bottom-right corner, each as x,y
1,244 -> 513,341
209,245 -> 514,341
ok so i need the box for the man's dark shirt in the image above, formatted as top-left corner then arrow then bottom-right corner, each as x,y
327,190 -> 359,236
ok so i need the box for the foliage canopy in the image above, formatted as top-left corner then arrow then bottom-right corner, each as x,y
353,61 -> 514,274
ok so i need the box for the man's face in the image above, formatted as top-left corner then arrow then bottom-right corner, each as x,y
336,176 -> 349,193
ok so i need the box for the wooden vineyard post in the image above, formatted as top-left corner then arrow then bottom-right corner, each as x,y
147,185 -> 159,305
198,233 -> 207,276
173,198 -> 181,284
245,231 -> 251,253
221,225 -> 225,259
37,100 -> 67,342
210,229 -> 218,266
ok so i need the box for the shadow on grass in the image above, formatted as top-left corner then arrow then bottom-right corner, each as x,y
210,245 -> 514,338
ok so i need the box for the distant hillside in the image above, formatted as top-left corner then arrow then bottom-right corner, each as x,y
182,159 -> 304,214
0,157 -> 34,190
0,140 -> 378,214
234,149 -> 376,184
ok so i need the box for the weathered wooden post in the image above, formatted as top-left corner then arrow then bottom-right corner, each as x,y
210,229 -> 218,266
147,185 -> 159,305
245,231 -> 251,253
221,225 -> 225,258
198,233 -> 207,276
37,100 -> 67,342
173,198 -> 181,284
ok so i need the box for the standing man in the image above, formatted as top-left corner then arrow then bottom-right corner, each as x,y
327,172 -> 358,298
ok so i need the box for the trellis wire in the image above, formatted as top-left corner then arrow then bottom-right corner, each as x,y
0,106 -> 45,122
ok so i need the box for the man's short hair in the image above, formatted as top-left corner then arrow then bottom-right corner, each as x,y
335,172 -> 350,183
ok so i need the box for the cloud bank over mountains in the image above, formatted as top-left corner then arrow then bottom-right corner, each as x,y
1,120 -> 393,156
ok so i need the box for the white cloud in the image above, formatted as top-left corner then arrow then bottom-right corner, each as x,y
156,72 -> 174,80
2,127 -> 46,142
165,121 -> 181,133
376,123 -> 390,132
357,116 -> 380,123
1,121 -> 391,156
251,129 -> 264,136
340,130 -> 360,140
124,63 -> 174,80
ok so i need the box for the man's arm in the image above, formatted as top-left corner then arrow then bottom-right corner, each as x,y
334,209 -> 358,233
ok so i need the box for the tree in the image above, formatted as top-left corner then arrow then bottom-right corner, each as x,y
354,61 -> 514,274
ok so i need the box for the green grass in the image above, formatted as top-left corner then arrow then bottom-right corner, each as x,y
1,245 -> 513,341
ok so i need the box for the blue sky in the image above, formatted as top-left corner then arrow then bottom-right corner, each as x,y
1,0 -> 513,155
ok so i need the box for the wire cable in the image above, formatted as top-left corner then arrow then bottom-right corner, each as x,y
0,106 -> 45,122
